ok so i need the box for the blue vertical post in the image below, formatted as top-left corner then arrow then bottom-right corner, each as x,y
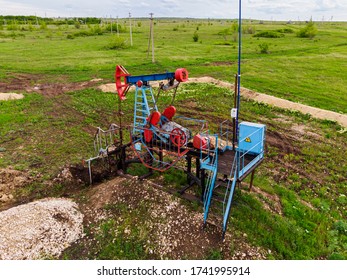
235,0 -> 242,179
235,0 -> 242,142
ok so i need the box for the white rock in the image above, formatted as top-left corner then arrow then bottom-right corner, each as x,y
0,198 -> 84,260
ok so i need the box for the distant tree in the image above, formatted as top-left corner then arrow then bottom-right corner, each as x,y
74,21 -> 81,29
28,22 -> 35,31
193,31 -> 199,42
105,36 -> 128,50
258,42 -> 270,54
297,20 -> 318,39
40,21 -> 47,30
105,23 -> 126,33
218,21 -> 239,42
243,25 -> 256,34
7,20 -> 19,31
231,21 -> 238,33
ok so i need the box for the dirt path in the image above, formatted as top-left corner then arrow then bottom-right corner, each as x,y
188,77 -> 347,128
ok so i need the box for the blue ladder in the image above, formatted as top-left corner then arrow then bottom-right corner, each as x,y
133,85 -> 158,133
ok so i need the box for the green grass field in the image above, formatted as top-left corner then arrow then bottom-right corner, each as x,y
0,18 -> 346,260
1,18 -> 346,112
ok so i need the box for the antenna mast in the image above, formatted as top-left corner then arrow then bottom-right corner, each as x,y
235,0 -> 242,143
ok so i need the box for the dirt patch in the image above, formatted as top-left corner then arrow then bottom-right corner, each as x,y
0,73 -> 39,92
0,168 -> 33,206
0,73 -> 104,96
266,129 -> 301,156
28,80 -> 102,96
291,124 -> 322,140
184,100 -> 198,108
0,93 -> 24,101
248,186 -> 283,215
98,83 -> 116,93
249,185 -> 315,213
188,77 -> 233,90
298,197 -> 316,210
0,198 -> 83,260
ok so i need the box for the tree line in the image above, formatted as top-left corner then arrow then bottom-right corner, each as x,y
0,16 -> 102,25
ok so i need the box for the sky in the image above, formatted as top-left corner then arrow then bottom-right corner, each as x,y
0,0 -> 346,21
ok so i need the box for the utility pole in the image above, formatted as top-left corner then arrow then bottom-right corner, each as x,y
129,12 -> 133,46
147,13 -> 155,63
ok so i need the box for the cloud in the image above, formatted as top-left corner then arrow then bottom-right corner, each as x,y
243,0 -> 346,20
314,0 -> 345,11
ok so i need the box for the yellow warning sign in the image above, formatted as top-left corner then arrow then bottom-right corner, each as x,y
245,137 -> 251,143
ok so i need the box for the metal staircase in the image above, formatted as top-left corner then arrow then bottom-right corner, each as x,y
222,154 -> 238,236
200,134 -> 219,225
202,150 -> 239,237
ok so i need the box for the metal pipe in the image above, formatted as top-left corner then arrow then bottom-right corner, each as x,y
233,74 -> 238,149
235,0 -> 243,182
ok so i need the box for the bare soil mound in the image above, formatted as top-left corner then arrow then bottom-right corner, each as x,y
0,93 -> 24,101
76,176 -> 267,260
98,83 -> 116,93
0,198 -> 84,260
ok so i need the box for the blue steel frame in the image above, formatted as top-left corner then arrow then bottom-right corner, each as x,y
127,72 -> 175,85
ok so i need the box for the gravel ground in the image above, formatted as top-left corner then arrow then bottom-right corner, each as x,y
92,176 -> 268,259
0,198 -> 84,260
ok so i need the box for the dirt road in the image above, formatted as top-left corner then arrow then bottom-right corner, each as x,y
188,77 -> 347,128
